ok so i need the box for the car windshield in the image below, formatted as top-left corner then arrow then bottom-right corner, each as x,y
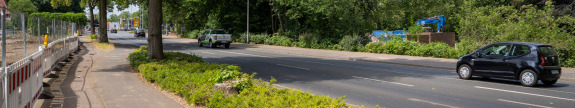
538,46 -> 557,56
137,30 -> 144,32
212,30 -> 226,34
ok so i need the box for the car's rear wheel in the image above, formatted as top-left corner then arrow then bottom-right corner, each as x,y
224,43 -> 230,48
542,80 -> 557,85
458,64 -> 472,80
520,70 -> 538,87
198,39 -> 203,47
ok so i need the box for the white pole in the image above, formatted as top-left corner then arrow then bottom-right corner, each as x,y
247,0 -> 249,43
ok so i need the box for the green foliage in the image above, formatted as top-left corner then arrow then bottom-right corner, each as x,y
339,35 -> 361,51
181,29 -> 203,39
8,0 -> 38,14
264,35 -> 294,46
295,33 -> 321,48
128,46 -> 203,68
129,47 -> 352,107
236,33 -> 270,44
29,12 -> 88,24
86,34 -> 97,40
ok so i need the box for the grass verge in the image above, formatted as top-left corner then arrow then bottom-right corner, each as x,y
128,46 -> 356,107
86,34 -> 115,50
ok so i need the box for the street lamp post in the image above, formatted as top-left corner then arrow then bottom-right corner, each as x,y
247,0 -> 249,43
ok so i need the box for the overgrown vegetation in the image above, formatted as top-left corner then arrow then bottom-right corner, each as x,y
128,46 -> 354,107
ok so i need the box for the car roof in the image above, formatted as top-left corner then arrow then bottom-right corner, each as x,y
491,42 -> 551,47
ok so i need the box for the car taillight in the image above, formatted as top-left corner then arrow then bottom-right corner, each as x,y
215,35 -> 218,40
540,56 -> 546,66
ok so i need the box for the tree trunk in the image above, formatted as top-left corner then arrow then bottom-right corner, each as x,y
89,5 -> 95,35
98,0 -> 109,43
148,0 -> 164,60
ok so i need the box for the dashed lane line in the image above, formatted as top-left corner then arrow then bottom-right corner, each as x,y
498,99 -> 554,108
475,86 -> 575,102
276,64 -> 310,70
352,76 -> 414,87
408,98 -> 459,108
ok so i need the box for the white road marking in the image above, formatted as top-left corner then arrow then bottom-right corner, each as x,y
498,99 -> 554,108
408,98 -> 459,108
214,50 -> 270,58
276,64 -> 310,70
475,86 -> 575,102
352,76 -> 414,87
199,51 -> 215,55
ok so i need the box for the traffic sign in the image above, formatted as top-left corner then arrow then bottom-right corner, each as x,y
134,18 -> 140,27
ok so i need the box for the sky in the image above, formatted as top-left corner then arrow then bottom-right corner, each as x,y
84,5 -> 140,18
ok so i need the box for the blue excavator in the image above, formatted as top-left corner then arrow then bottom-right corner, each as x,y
416,15 -> 445,33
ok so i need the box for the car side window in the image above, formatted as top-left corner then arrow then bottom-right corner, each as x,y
481,45 -> 512,57
511,45 -> 530,56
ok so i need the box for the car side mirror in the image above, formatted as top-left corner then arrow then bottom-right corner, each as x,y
475,52 -> 481,58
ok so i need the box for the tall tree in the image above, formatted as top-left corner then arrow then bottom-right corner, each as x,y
8,0 -> 38,14
98,0 -> 108,43
148,0 -> 163,59
109,14 -> 119,22
118,11 -> 130,18
80,0 -> 98,35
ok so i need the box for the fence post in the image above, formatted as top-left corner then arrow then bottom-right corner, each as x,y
1,6 -> 8,108
38,18 -> 41,50
22,14 -> 27,57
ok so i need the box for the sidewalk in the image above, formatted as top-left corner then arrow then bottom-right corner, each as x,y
35,37 -> 186,108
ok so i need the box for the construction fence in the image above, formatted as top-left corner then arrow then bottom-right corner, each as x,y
0,7 -> 81,108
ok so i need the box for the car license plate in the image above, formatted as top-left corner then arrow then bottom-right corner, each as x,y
551,70 -> 559,74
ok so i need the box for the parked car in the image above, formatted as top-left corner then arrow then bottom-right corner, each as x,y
457,42 -> 561,86
134,29 -> 145,37
198,29 -> 232,48
111,29 -> 117,33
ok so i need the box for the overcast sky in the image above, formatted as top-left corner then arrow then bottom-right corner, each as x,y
85,5 -> 140,18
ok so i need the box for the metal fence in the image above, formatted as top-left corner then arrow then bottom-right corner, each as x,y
0,7 -> 81,108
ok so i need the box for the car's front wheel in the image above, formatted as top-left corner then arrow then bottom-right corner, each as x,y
542,80 -> 557,85
458,64 -> 472,80
520,70 -> 538,87
198,39 -> 203,47
209,40 -> 216,48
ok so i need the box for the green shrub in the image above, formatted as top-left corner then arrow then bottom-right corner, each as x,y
248,34 -> 270,44
86,34 -> 97,40
381,37 -> 418,55
339,35 -> 361,51
264,35 -> 294,46
128,46 -> 203,68
296,33 -> 320,48
182,29 -> 203,39
129,47 -> 354,107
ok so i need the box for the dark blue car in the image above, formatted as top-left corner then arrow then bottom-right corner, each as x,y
457,42 -> 561,87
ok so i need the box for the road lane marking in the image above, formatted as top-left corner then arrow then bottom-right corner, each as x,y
352,76 -> 414,87
276,64 -> 310,70
475,86 -> 575,102
199,51 -> 215,55
498,99 -> 553,108
214,50 -> 270,58
408,98 -> 459,108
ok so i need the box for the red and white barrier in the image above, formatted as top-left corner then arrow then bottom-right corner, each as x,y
1,35 -> 79,108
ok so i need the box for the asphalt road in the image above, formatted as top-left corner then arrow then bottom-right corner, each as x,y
108,31 -> 575,108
